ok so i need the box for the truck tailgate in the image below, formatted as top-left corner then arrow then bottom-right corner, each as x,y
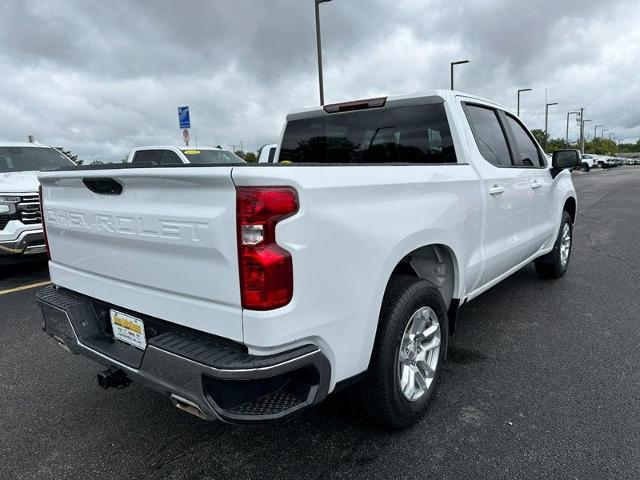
38,167 -> 243,341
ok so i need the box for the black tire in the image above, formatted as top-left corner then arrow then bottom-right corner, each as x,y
534,211 -> 573,279
358,275 -> 448,429
580,163 -> 590,172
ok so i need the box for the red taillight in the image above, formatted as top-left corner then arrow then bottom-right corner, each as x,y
38,184 -> 51,261
236,187 -> 298,310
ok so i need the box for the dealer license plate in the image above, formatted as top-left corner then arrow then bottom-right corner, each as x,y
110,310 -> 147,350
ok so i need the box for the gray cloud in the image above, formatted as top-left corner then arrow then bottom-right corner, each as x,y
0,0 -> 638,161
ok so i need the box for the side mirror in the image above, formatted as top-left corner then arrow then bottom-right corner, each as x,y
552,149 -> 581,170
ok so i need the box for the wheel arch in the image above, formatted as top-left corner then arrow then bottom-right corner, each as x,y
563,196 -> 577,223
378,242 -> 462,338
389,244 -> 459,309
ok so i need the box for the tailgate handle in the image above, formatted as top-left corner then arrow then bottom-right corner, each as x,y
83,178 -> 123,195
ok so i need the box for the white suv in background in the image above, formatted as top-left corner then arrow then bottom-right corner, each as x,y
127,146 -> 245,165
0,142 -> 75,265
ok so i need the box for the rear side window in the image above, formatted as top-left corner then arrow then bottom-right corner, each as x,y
464,105 -> 512,167
504,115 -> 545,167
158,150 -> 182,165
180,149 -> 245,164
279,104 -> 456,164
132,150 -> 159,164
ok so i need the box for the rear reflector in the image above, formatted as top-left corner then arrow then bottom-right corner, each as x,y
323,96 -> 387,113
236,187 -> 298,310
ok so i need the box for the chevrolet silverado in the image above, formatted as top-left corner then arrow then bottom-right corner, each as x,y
36,90 -> 579,428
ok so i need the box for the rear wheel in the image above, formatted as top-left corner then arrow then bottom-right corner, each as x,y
580,163 -> 590,172
534,211 -> 573,278
359,275 -> 448,429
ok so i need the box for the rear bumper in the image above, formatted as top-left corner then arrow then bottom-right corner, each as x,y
36,286 -> 331,424
0,229 -> 46,264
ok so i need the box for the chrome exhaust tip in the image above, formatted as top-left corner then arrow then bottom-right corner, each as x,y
170,394 -> 208,420
53,335 -> 71,353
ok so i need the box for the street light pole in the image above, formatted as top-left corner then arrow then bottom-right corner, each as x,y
450,60 -> 469,90
544,102 -> 558,150
581,119 -> 591,154
314,0 -> 332,105
566,111 -> 578,145
601,129 -> 608,140
517,88 -> 532,117
594,125 -> 602,140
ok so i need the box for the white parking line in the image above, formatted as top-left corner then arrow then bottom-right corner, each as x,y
0,280 -> 52,296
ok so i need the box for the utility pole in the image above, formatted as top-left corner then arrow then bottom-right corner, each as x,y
517,88 -> 532,117
601,129 -> 608,139
581,120 -> 591,153
580,108 -> 591,154
314,0 -> 333,105
544,102 -> 558,150
566,111 -> 578,145
579,108 -> 584,154
450,60 -> 469,90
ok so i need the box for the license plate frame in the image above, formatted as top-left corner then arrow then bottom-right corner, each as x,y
110,309 -> 147,350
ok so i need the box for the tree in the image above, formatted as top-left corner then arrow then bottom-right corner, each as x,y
618,139 -> 640,153
234,150 -> 244,159
55,147 -> 80,164
529,130 -> 571,153
530,129 -> 548,148
244,152 -> 257,163
585,138 -> 618,155
547,138 -> 569,152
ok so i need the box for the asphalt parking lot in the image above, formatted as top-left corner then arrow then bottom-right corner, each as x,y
1,167 -> 639,480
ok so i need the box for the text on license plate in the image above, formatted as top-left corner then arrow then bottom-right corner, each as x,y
110,310 -> 146,350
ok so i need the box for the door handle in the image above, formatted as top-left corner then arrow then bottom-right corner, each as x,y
530,180 -> 542,189
488,185 -> 505,196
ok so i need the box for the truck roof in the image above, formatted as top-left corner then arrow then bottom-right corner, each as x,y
132,145 -> 226,150
286,90 -> 510,120
0,142 -> 51,148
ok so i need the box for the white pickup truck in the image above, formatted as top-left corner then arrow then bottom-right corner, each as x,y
37,90 -> 579,428
0,142 -> 75,264
127,145 -> 245,165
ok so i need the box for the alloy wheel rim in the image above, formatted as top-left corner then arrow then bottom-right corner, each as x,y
560,223 -> 571,266
397,307 -> 441,402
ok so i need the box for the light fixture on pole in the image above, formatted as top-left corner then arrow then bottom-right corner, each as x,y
565,110 -> 578,145
450,60 -> 469,90
544,102 -> 559,150
517,89 -> 532,117
314,0 -> 333,105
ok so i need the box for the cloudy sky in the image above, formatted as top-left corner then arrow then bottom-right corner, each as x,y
1,0 -> 639,162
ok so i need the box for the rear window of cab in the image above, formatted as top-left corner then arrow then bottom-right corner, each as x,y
279,103 -> 456,164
